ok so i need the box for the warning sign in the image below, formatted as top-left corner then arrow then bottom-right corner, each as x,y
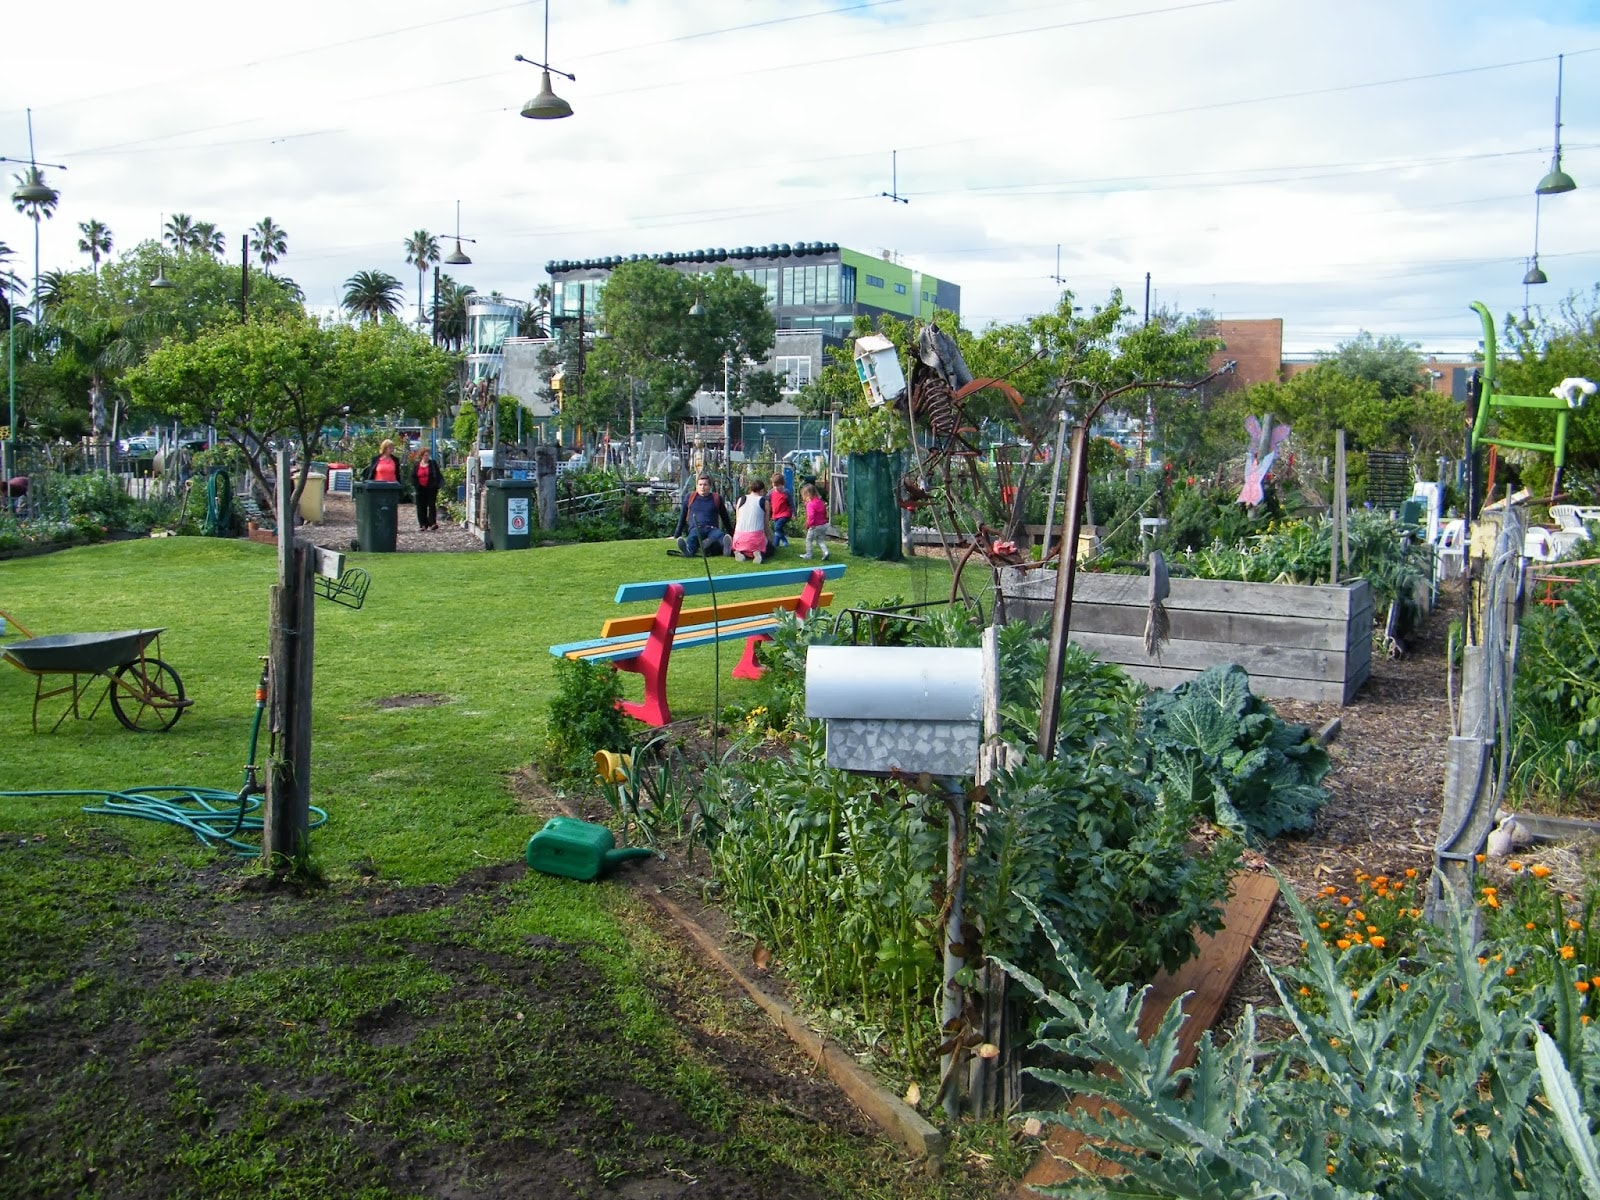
508,497 -> 530,535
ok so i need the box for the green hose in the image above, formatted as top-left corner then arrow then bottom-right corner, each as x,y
201,466 -> 233,537
0,663 -> 327,857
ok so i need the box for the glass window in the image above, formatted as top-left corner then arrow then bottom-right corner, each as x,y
840,266 -> 855,306
865,274 -> 884,289
774,356 -> 812,393
894,283 -> 907,295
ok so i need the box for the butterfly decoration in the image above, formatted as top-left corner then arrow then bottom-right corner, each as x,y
1239,414 -> 1290,508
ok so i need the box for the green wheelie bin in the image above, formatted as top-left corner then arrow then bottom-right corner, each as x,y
486,478 -> 538,550
352,480 -> 402,552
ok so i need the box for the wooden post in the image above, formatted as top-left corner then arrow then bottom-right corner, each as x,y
1331,430 -> 1347,583
262,447 -> 313,869
536,445 -> 557,530
1037,425 -> 1088,758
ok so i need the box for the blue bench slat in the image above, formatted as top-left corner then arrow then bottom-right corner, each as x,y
551,614 -> 784,663
614,562 -> 845,603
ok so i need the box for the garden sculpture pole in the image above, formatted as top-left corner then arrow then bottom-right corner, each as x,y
263,446 -> 314,868
1038,368 -> 1232,757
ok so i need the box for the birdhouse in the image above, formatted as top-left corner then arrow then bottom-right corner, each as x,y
804,645 -> 989,777
853,335 -> 907,408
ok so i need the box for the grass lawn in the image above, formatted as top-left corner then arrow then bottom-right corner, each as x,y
0,536 -> 1023,1199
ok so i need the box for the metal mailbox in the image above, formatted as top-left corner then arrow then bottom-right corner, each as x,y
805,645 -> 986,777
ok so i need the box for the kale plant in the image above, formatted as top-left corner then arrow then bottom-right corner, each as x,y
1140,664 -> 1331,843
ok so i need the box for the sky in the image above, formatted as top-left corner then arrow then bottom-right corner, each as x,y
3,0 -> 1597,354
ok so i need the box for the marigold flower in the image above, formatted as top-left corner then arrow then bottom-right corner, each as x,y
1562,946 -> 1577,960
1410,908 -> 1424,920
1367,925 -> 1379,935
1475,854 -> 1486,863
1336,939 -> 1352,951
1527,923 -> 1538,931
1478,956 -> 1489,967
1353,910 -> 1366,922
1482,885 -> 1498,895
1506,967 -> 1517,977
1509,860 -> 1524,872
1329,1037 -> 1341,1047
1398,982 -> 1408,991
1339,896 -> 1352,906
1318,921 -> 1330,930
1569,919 -> 1583,932
1370,935 -> 1387,949
1322,885 -> 1337,896
1355,871 -> 1369,882
1300,986 -> 1311,996
1532,864 -> 1552,879
1577,981 -> 1591,994
1405,867 -> 1418,878
1374,875 -> 1389,885
1485,893 -> 1500,909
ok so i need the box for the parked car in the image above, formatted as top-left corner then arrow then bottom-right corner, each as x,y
119,434 -> 159,458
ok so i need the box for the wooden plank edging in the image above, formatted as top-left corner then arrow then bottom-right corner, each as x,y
1017,870 -> 1280,1196
639,889 -> 948,1164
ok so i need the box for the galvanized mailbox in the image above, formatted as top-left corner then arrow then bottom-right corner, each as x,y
805,645 -> 987,777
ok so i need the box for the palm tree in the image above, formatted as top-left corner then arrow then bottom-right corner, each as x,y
520,282 -> 554,338
164,213 -> 199,252
431,276 -> 475,350
253,218 -> 287,275
403,230 -> 439,327
11,165 -> 59,323
77,220 -> 113,278
192,222 -> 225,257
34,269 -> 67,315
342,270 -> 404,323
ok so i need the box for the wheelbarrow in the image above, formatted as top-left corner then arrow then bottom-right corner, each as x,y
2,627 -> 192,733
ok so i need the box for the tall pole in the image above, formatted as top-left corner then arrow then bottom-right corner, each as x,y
240,233 -> 250,322
5,303 -> 14,482
722,350 -> 731,458
431,265 -> 440,345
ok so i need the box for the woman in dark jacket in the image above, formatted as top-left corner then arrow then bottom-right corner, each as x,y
411,446 -> 443,531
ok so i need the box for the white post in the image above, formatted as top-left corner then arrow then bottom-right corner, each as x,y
722,350 -> 732,459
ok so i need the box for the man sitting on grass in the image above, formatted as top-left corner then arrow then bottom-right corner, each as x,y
673,474 -> 733,556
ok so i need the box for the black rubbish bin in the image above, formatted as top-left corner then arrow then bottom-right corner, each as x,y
486,478 -> 538,550
352,480 -> 402,552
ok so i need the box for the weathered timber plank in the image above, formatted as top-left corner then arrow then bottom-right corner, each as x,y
1004,571 -> 1371,620
1066,603 -> 1359,652
1018,872 -> 1280,1194
1116,663 -> 1356,704
1070,630 -> 1349,681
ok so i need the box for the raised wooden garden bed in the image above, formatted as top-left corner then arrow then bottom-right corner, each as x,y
999,568 -> 1374,705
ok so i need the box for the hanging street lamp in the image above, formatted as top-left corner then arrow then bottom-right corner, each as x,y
515,1 -> 575,119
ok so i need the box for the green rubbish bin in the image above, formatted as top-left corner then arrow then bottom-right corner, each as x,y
486,477 -> 538,550
352,480 -> 402,552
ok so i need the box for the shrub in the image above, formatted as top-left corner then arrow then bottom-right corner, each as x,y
541,658 -> 630,782
1007,878 -> 1600,1199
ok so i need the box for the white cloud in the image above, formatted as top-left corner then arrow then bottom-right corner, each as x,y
3,0 -> 1595,352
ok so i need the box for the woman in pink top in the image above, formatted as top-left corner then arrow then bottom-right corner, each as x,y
366,439 -> 402,483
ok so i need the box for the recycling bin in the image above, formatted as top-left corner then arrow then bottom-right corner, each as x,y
486,478 -> 538,550
352,480 -> 401,552
846,450 -> 904,562
298,472 -> 327,523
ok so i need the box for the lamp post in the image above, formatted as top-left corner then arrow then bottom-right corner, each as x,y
240,232 -> 250,321
723,350 -> 732,459
4,109 -> 67,327
515,1 -> 576,119
1536,53 -> 1577,196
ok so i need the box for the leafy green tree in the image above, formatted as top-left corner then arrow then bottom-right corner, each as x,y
342,270 -> 404,323
403,230 -> 439,326
1496,285 -> 1600,495
1320,330 -> 1425,401
253,218 -> 287,275
591,261 -> 775,430
77,220 -> 112,277
127,315 -> 453,511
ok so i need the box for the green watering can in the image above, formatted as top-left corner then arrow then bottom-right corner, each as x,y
525,816 -> 653,882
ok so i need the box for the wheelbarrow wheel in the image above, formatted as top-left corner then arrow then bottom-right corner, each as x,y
110,657 -> 188,732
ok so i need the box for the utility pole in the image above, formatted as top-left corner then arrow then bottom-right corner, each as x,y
241,233 -> 250,322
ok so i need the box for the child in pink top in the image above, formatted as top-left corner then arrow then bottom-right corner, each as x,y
767,473 -> 793,548
800,483 -> 829,561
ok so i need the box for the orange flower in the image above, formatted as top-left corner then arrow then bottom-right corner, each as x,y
1485,893 -> 1500,909
1339,896 -> 1352,906
1475,854 -> 1487,864
1410,908 -> 1424,920
1336,939 -> 1352,951
1398,982 -> 1408,991
1300,986 -> 1311,996
1478,956 -> 1489,967
1374,875 -> 1389,886
1353,910 -> 1367,922
1370,935 -> 1387,949
1576,981 -> 1591,994
1569,919 -> 1583,932
1527,923 -> 1538,931
1509,860 -> 1524,872
1355,871 -> 1369,882
1561,946 -> 1577,960
1318,921 -> 1331,930
1405,868 -> 1418,878
1532,864 -> 1552,879
1506,967 -> 1517,977
1367,925 -> 1379,935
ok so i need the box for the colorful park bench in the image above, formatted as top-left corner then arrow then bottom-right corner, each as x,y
548,563 -> 846,727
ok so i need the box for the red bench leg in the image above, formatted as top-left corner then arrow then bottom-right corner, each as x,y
731,569 -> 827,682
614,584 -> 683,727
732,635 -> 768,680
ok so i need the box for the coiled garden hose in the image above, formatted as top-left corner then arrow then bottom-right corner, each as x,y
0,659 -> 326,857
